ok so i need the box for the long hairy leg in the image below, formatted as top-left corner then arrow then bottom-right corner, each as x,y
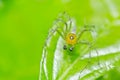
79,41 -> 100,66
55,12 -> 72,36
77,25 -> 96,41
78,41 -> 93,80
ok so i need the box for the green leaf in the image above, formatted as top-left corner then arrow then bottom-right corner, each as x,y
39,12 -> 120,80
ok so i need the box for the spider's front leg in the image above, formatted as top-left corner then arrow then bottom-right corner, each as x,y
77,25 -> 96,41
55,14 -> 72,36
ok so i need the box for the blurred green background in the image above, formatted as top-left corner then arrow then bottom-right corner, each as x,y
0,0 -> 120,80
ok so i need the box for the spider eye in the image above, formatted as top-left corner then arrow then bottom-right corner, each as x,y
69,47 -> 73,51
63,45 -> 67,50
70,36 -> 74,40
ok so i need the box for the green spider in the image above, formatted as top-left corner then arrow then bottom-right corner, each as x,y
48,12 -> 96,52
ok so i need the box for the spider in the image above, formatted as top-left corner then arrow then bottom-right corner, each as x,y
48,12 -> 97,53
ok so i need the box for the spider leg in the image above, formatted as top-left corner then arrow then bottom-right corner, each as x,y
78,41 -> 100,66
77,40 -> 104,80
78,60 -> 90,80
68,18 -> 72,32
55,12 -> 72,36
77,25 -> 96,42
78,41 -> 92,80
79,41 -> 109,79
55,18 -> 68,33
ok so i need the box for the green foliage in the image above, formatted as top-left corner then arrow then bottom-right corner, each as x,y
39,11 -> 120,80
1,0 -> 120,80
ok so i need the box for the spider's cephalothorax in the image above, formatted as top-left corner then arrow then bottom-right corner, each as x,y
66,33 -> 77,45
63,33 -> 77,51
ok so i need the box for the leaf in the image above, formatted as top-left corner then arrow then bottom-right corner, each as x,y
39,13 -> 120,80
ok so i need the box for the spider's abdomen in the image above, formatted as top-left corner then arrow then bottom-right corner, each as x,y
66,33 -> 77,45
